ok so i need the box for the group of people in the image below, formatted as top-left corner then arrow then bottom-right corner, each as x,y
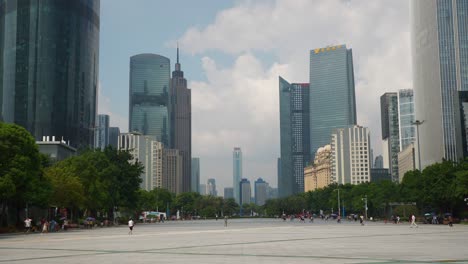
24,218 -> 62,234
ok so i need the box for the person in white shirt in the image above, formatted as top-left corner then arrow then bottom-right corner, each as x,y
24,218 -> 31,233
410,214 -> 418,228
128,219 -> 134,235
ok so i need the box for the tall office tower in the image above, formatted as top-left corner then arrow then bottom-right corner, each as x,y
206,178 -> 217,196
233,147 -> 242,203
380,93 -> 400,182
411,0 -> 468,167
199,184 -> 207,195
279,77 -> 310,197
239,178 -> 251,206
0,0 -> 100,148
108,127 -> 120,149
162,149 -> 183,194
170,47 -> 191,193
374,155 -> 384,169
331,126 -> 371,185
398,89 -> 416,151
309,45 -> 357,160
254,178 -> 268,206
118,132 -> 163,191
129,54 -> 170,146
224,187 -> 234,199
191,157 -> 200,193
95,114 -> 109,150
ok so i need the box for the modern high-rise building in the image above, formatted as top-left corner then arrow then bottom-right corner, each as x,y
95,114 -> 109,150
398,89 -> 416,151
118,132 -> 163,191
170,47 -> 191,193
108,127 -> 120,149
0,0 -> 100,148
199,184 -> 207,195
239,178 -> 251,206
233,147 -> 242,203
129,54 -> 170,146
191,157 -> 200,193
380,93 -> 400,182
411,0 -> 468,167
309,45 -> 357,160
279,77 -> 310,197
374,155 -> 384,169
224,187 -> 234,199
254,178 -> 268,206
331,126 -> 371,185
206,178 -> 217,196
162,149 -> 183,194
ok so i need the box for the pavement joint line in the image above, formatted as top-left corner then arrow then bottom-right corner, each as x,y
0,252 -> 113,263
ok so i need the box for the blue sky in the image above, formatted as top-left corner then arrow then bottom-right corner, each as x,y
98,0 -> 411,194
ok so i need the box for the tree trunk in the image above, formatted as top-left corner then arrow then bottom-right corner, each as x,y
0,200 -> 8,227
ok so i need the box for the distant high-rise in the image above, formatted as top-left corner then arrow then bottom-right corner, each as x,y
199,184 -> 207,195
374,155 -> 384,169
233,147 -> 242,203
279,77 -> 310,197
309,45 -> 357,160
239,178 -> 251,206
0,0 -> 100,148
380,93 -> 400,182
129,54 -> 170,146
191,157 -> 200,193
206,178 -> 217,196
331,126 -> 371,185
162,149 -> 183,194
254,178 -> 268,206
108,127 -> 120,149
95,115 -> 109,150
224,187 -> 234,199
170,46 -> 191,193
411,0 -> 468,167
398,89 -> 415,151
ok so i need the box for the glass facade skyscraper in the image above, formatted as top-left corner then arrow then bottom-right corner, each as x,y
233,147 -> 242,204
0,0 -> 100,148
309,45 -> 357,160
380,93 -> 400,182
95,114 -> 109,150
129,54 -> 170,146
411,0 -> 468,167
398,89 -> 415,151
191,157 -> 200,193
279,77 -> 310,197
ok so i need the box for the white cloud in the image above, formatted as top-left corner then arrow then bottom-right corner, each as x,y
97,83 -> 128,132
180,0 -> 411,192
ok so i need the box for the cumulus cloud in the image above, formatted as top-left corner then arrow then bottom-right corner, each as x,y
180,0 -> 411,191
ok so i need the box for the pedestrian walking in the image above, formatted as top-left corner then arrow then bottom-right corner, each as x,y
410,214 -> 418,228
360,215 -> 364,226
397,215 -> 400,224
128,218 -> 134,235
224,216 -> 228,227
24,218 -> 32,233
448,215 -> 453,227
41,219 -> 49,234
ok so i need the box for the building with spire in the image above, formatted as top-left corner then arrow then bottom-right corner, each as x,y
170,45 -> 192,193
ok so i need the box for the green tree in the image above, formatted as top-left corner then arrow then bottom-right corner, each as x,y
44,166 -> 84,210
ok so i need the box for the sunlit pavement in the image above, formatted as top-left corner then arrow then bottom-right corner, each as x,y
0,218 -> 467,264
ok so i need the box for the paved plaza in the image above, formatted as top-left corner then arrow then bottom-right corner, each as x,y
0,218 -> 467,263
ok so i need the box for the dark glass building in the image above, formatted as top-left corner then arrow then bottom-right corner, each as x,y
380,92 -> 400,182
0,0 -> 100,148
129,54 -> 170,146
95,114 -> 109,150
108,126 -> 120,149
170,47 -> 191,193
279,77 -> 310,197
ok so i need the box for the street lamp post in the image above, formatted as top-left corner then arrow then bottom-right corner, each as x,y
412,120 -> 425,170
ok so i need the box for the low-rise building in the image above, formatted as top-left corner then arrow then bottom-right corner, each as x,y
398,143 -> 415,182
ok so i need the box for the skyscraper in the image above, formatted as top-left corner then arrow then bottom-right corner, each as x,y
129,54 -> 170,146
108,127 -> 120,149
206,178 -> 217,196
224,187 -> 234,199
233,147 -> 242,203
411,0 -> 468,167
239,178 -> 251,206
254,178 -> 268,206
309,45 -> 357,159
374,155 -> 384,169
162,149 -> 183,194
191,157 -> 200,193
380,93 -> 400,182
95,114 -> 109,150
398,89 -> 415,151
0,0 -> 100,148
170,46 -> 191,193
279,77 -> 310,197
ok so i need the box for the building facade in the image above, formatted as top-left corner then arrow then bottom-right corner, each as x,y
108,127 -> 120,149
304,145 -> 332,192
398,89 -> 416,151
191,157 -> 200,193
95,114 -> 109,150
199,184 -> 206,195
162,149 -> 183,194
309,45 -> 357,160
239,178 -> 251,206
279,77 -> 310,197
224,187 -> 234,199
331,126 -> 371,185
398,143 -> 416,182
370,168 -> 391,183
254,178 -> 268,206
129,54 -> 170,146
37,137 -> 77,163
380,93 -> 400,182
206,178 -> 217,196
170,47 -> 191,193
374,155 -> 384,169
411,0 -> 468,168
233,147 -> 242,203
0,0 -> 100,148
